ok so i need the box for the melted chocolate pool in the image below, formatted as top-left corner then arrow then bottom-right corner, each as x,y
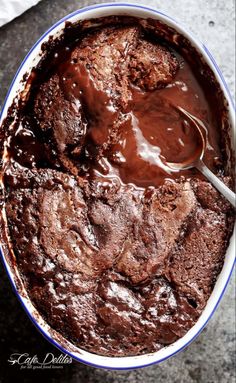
59,60 -> 205,187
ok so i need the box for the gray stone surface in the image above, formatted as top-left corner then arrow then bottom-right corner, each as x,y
0,1 -> 235,382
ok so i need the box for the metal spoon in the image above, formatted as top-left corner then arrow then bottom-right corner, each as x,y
166,106 -> 236,208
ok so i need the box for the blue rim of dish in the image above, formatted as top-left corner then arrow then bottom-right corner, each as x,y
0,2 -> 235,371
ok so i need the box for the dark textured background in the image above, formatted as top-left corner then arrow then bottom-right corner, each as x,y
0,1 -> 235,382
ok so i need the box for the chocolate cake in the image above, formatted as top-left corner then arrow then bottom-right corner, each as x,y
0,16 -> 234,356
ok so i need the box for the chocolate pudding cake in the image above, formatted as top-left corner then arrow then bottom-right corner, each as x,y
0,17 -> 234,356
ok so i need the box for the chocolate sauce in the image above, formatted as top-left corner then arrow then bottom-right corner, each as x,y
44,43 -> 219,188
60,62 -> 119,146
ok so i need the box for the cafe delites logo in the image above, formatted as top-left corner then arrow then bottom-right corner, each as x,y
8,352 -> 73,369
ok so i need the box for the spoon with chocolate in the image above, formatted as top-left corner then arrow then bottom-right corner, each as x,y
166,106 -> 236,207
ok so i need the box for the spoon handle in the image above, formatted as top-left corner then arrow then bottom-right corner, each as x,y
196,159 -> 236,208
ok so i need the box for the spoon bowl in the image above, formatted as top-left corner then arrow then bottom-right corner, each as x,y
167,106 -> 236,207
167,106 -> 206,170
